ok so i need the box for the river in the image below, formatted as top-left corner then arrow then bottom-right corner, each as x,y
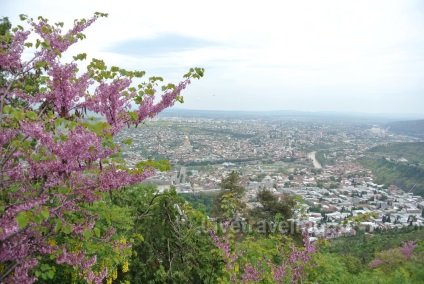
307,151 -> 322,169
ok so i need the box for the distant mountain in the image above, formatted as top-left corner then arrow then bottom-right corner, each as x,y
386,120 -> 424,138
159,109 -> 317,119
159,108 -> 424,122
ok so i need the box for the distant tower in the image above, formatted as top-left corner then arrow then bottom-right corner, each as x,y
183,135 -> 191,148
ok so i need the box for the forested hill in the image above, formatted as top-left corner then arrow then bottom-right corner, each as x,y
387,120 -> 424,138
361,142 -> 424,196
368,142 -> 424,161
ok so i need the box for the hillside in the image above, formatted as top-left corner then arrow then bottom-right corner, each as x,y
361,142 -> 424,196
387,120 -> 424,138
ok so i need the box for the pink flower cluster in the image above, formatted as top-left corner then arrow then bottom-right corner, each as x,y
369,240 -> 417,269
270,233 -> 316,283
0,30 -> 30,70
400,241 -> 416,261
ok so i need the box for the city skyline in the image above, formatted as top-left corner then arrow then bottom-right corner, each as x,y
3,0 -> 424,114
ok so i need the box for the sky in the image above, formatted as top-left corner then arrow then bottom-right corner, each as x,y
3,0 -> 424,114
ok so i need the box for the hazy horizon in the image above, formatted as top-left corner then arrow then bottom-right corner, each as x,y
164,107 -> 424,117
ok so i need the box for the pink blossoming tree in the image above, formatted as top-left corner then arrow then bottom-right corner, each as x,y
208,224 -> 316,283
369,241 -> 417,274
0,13 -> 203,283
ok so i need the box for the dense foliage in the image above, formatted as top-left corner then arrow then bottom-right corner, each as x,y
324,226 -> 424,264
179,191 -> 216,215
299,226 -> 424,283
112,185 -> 223,284
211,171 -> 246,220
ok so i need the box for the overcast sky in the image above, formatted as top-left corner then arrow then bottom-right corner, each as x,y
3,0 -> 424,114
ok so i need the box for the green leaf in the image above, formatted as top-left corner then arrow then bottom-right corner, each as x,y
35,61 -> 48,69
54,220 -> 63,232
16,211 -> 29,228
32,154 -> 41,162
128,111 -> 138,121
54,118 -> 64,127
26,111 -> 38,121
69,121 -> 78,130
2,105 -> 13,114
10,109 -> 25,120
195,67 -> 204,77
40,207 -> 49,219
134,96 -> 142,104
94,227 -> 101,238
47,270 -> 54,279
110,66 -> 119,72
124,247 -> 132,256
57,186 -> 72,194
58,135 -> 68,143
62,225 -> 72,234
33,214 -> 44,224
73,53 -> 87,61
76,33 -> 86,40
41,41 -> 51,50
83,230 -> 92,239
